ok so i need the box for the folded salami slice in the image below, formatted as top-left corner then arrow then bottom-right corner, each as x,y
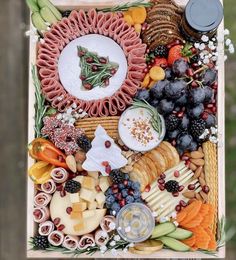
33,207 -> 50,224
48,231 -> 64,246
38,221 -> 55,236
78,234 -> 95,250
34,192 -> 52,207
62,235 -> 79,251
41,179 -> 56,194
100,215 -> 116,233
50,168 -> 68,183
95,229 -> 109,246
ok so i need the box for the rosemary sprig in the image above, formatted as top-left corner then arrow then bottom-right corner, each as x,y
97,0 -> 152,12
31,64 -> 47,138
131,99 -> 163,135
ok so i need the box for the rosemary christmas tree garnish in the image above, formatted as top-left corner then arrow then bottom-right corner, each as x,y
32,64 -> 47,138
78,46 -> 119,90
97,0 -> 152,12
132,99 -> 163,135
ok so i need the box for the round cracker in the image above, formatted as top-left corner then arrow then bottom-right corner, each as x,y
162,141 -> 180,166
145,152 -> 163,177
155,146 -> 170,170
150,149 -> 167,174
143,156 -> 158,182
136,158 -> 153,184
158,142 -> 175,169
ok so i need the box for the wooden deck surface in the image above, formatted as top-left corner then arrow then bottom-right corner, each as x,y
0,0 -> 235,260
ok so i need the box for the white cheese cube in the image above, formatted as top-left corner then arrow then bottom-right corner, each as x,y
80,188 -> 96,202
87,171 -> 99,179
88,201 -> 97,210
69,193 -> 80,203
99,176 -> 110,192
95,192 -> 106,205
74,176 -> 84,184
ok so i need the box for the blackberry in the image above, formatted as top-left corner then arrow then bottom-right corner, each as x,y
64,180 -> 81,193
77,135 -> 91,152
62,10 -> 71,17
154,45 -> 168,58
33,235 -> 49,250
165,180 -> 179,193
190,119 -> 206,140
165,114 -> 180,131
110,169 -> 125,184
190,54 -> 199,64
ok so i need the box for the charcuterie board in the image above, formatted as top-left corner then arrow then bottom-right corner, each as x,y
26,0 -> 225,258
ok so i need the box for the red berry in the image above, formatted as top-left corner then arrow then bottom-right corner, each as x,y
177,111 -> 184,118
128,190 -> 134,196
111,68 -> 117,75
185,160 -> 191,168
84,83 -> 92,90
160,173 -> 166,179
178,185 -> 185,192
58,224 -> 65,231
119,199 -> 126,207
66,207 -> 72,215
105,140 -> 111,148
145,184 -> 151,192
202,185 -> 210,194
86,57 -> 94,63
179,200 -> 187,207
158,178 -> 165,185
123,180 -> 128,186
172,192 -> 179,197
99,57 -> 107,64
191,81 -> 198,88
187,68 -> 194,77
101,161 -> 109,167
188,184 -> 195,190
174,170 -> 180,178
92,65 -> 98,71
117,193 -> 122,200
201,112 -> 209,120
158,184 -> 165,191
60,190 -> 66,197
105,165 -> 111,174
53,218 -> 61,226
192,63 -> 199,69
80,75 -> 86,81
112,188 -> 119,194
175,205 -> 181,212
112,184 -> 118,189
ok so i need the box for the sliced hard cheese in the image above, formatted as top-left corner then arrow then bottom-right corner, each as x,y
70,211 -> 82,219
82,176 -> 96,190
88,201 -> 97,210
99,176 -> 110,192
80,188 -> 96,202
69,193 -> 80,203
72,202 -> 87,212
95,192 -> 106,205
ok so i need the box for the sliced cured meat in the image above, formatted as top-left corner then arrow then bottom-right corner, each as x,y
95,229 -> 109,246
41,179 -> 57,194
34,192 -> 52,207
33,206 -> 50,224
62,235 -> 79,251
38,221 -> 55,236
78,234 -> 95,250
100,215 -> 116,233
48,231 -> 64,246
50,167 -> 69,183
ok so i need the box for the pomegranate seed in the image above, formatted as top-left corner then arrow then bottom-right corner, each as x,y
99,57 -> 107,64
119,199 -> 126,207
111,68 -> 117,75
160,173 -> 166,179
56,185 -> 63,191
211,107 -> 217,113
145,184 -> 151,192
105,165 -> 111,174
193,73 -> 199,80
53,218 -> 61,226
158,184 -> 165,191
146,48 -> 150,54
58,224 -> 65,231
185,160 -> 191,168
123,180 -> 128,186
212,82 -> 218,89
181,155 -> 189,161
86,57 -> 93,63
104,79 -> 110,86
202,185 -> 210,194
92,65 -> 98,71
95,185 -> 102,192
187,68 -> 194,77
179,200 -> 187,207
171,140 -> 176,146
112,184 -> 118,189
207,104 -> 214,109
174,170 -> 180,178
191,81 -> 198,88
81,170 -> 88,176
101,161 -> 109,167
177,111 -> 184,118
188,184 -> 195,190
201,112 -> 209,120
66,207 -> 72,215
105,140 -> 111,148
58,155 -> 65,162
148,64 -> 152,69
78,51 -> 85,57
112,188 -> 119,194
84,83 -> 92,90
60,190 -> 66,197
212,99 -> 216,104
175,205 -> 181,212
191,47 -> 197,54
143,68 -> 149,73
117,193 -> 122,200
128,190 -> 134,196
192,63 -> 199,69
172,192 -> 179,197
80,75 -> 86,81
178,185 -> 185,192
158,178 -> 165,185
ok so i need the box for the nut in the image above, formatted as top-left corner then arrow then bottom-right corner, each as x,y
190,151 -> 204,159
198,147 -> 203,153
189,163 -> 197,171
74,151 -> 86,163
199,191 -> 208,202
76,162 -> 83,172
195,193 -> 203,202
199,177 -> 206,187
190,158 -> 205,166
183,191 -> 195,199
66,155 -> 77,173
193,166 -> 203,179
200,171 -> 205,179
127,157 -> 133,165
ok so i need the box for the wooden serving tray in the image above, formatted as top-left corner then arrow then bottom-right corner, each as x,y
26,0 -> 225,258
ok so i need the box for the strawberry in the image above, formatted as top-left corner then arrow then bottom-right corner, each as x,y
154,57 -> 168,68
168,45 -> 184,65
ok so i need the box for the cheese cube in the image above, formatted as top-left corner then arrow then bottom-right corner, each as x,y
82,177 -> 96,190
87,171 -> 99,179
69,193 -> 80,203
83,210 -> 95,218
99,176 -> 110,192
74,220 -> 85,231
80,188 -> 96,202
72,202 -> 87,212
74,176 -> 84,184
70,211 -> 82,219
88,201 -> 97,210
95,192 -> 106,205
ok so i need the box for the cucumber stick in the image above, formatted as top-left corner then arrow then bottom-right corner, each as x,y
31,12 -> 47,31
26,0 -> 39,12
40,7 -> 58,24
151,222 -> 176,239
37,0 -> 62,20
159,237 -> 190,252
167,228 -> 193,240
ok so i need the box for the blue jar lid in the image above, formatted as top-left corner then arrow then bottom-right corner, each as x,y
185,0 -> 223,32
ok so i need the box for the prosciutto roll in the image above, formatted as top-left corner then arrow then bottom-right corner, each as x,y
78,234 -> 95,250
33,206 -> 50,224
100,215 -> 116,233
50,167 -> 68,183
34,192 -> 52,207
95,229 -> 109,246
38,221 -> 55,236
41,179 -> 56,194
62,235 -> 79,251
48,231 -> 64,246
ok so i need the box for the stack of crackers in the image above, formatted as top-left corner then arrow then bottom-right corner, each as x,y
129,141 -> 180,191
